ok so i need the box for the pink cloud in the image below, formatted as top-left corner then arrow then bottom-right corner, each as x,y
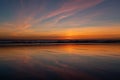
44,0 -> 103,19
32,0 -> 103,25
1,0 -> 104,31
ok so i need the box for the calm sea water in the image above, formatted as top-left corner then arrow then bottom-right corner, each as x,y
0,44 -> 120,80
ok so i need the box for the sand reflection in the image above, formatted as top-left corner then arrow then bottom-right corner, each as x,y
0,44 -> 120,80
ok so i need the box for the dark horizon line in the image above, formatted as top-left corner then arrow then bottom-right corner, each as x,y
0,39 -> 120,45
0,38 -> 120,40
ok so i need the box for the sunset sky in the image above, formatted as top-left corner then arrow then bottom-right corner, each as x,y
0,0 -> 120,40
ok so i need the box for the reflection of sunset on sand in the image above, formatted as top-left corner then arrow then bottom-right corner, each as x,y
0,44 -> 120,57
0,44 -> 120,80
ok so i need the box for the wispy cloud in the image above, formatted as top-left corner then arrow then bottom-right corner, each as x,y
4,0 -> 103,30
33,0 -> 103,24
0,0 -> 104,36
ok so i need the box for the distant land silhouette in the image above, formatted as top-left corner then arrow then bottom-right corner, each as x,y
0,39 -> 120,46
